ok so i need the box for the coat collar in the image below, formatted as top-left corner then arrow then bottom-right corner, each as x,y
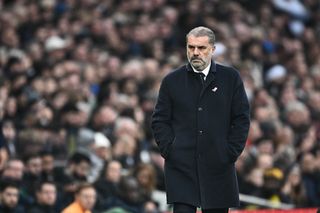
186,60 -> 217,98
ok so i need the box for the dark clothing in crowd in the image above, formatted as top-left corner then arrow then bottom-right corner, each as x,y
0,204 -> 25,213
27,203 -> 56,213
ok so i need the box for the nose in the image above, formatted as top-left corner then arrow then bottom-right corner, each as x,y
193,47 -> 200,55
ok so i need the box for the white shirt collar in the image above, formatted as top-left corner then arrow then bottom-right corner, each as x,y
191,62 -> 211,78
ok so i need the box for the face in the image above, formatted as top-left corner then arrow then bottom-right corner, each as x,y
187,35 -> 215,71
3,160 -> 24,180
42,155 -> 54,173
288,167 -> 301,185
137,169 -> 152,187
95,147 -> 111,161
122,178 -> 141,203
37,183 -> 57,206
27,157 -> 42,176
76,187 -> 96,210
74,161 -> 90,179
1,187 -> 19,208
106,161 -> 122,183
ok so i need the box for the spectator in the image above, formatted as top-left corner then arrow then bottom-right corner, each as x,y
0,180 -> 24,213
133,163 -> 157,203
27,181 -> 57,213
260,167 -> 285,203
241,167 -> 264,198
105,176 -> 144,213
94,160 -> 122,210
281,165 -> 307,207
55,152 -> 92,185
1,158 -> 24,183
62,183 -> 97,213
21,154 -> 42,199
113,134 -> 139,170
54,152 -> 92,207
87,132 -> 112,182
40,151 -> 55,182
300,153 -> 320,206
1,119 -> 17,158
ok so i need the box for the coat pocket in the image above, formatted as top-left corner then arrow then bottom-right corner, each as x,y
162,137 -> 175,160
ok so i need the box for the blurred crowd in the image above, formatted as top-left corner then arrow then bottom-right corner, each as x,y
0,0 -> 320,212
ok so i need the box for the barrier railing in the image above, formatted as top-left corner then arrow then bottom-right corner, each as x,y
231,208 -> 318,213
159,192 -> 318,213
239,193 -> 295,209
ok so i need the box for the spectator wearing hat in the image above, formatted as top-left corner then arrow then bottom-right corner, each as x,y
44,36 -> 68,66
261,167 -> 285,204
86,132 -> 112,182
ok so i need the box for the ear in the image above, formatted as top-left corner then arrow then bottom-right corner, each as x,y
36,191 -> 41,199
211,45 -> 216,54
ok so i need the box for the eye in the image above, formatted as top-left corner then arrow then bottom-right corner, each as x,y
188,45 -> 195,50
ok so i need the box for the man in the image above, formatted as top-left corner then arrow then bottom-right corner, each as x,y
87,132 -> 112,182
40,151 -> 55,182
21,154 -> 42,199
27,181 -> 57,213
61,183 -> 97,213
55,152 -> 92,184
54,152 -> 92,207
1,158 -> 24,182
104,176 -> 144,213
0,180 -> 24,213
151,26 -> 250,213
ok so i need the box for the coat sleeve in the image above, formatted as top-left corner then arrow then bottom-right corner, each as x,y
227,73 -> 250,163
151,77 -> 175,159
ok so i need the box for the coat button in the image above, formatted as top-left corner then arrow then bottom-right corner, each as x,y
198,107 -> 203,111
199,130 -> 203,135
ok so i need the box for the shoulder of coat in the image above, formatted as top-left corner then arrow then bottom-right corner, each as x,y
164,64 -> 188,80
216,63 -> 240,78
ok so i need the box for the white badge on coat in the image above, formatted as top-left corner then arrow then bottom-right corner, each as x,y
212,87 -> 218,92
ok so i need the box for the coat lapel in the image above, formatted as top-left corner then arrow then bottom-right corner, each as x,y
199,61 -> 216,98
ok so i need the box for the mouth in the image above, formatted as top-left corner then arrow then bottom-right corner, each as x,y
191,60 -> 203,66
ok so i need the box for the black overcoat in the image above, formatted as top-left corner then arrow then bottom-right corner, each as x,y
151,61 -> 250,209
